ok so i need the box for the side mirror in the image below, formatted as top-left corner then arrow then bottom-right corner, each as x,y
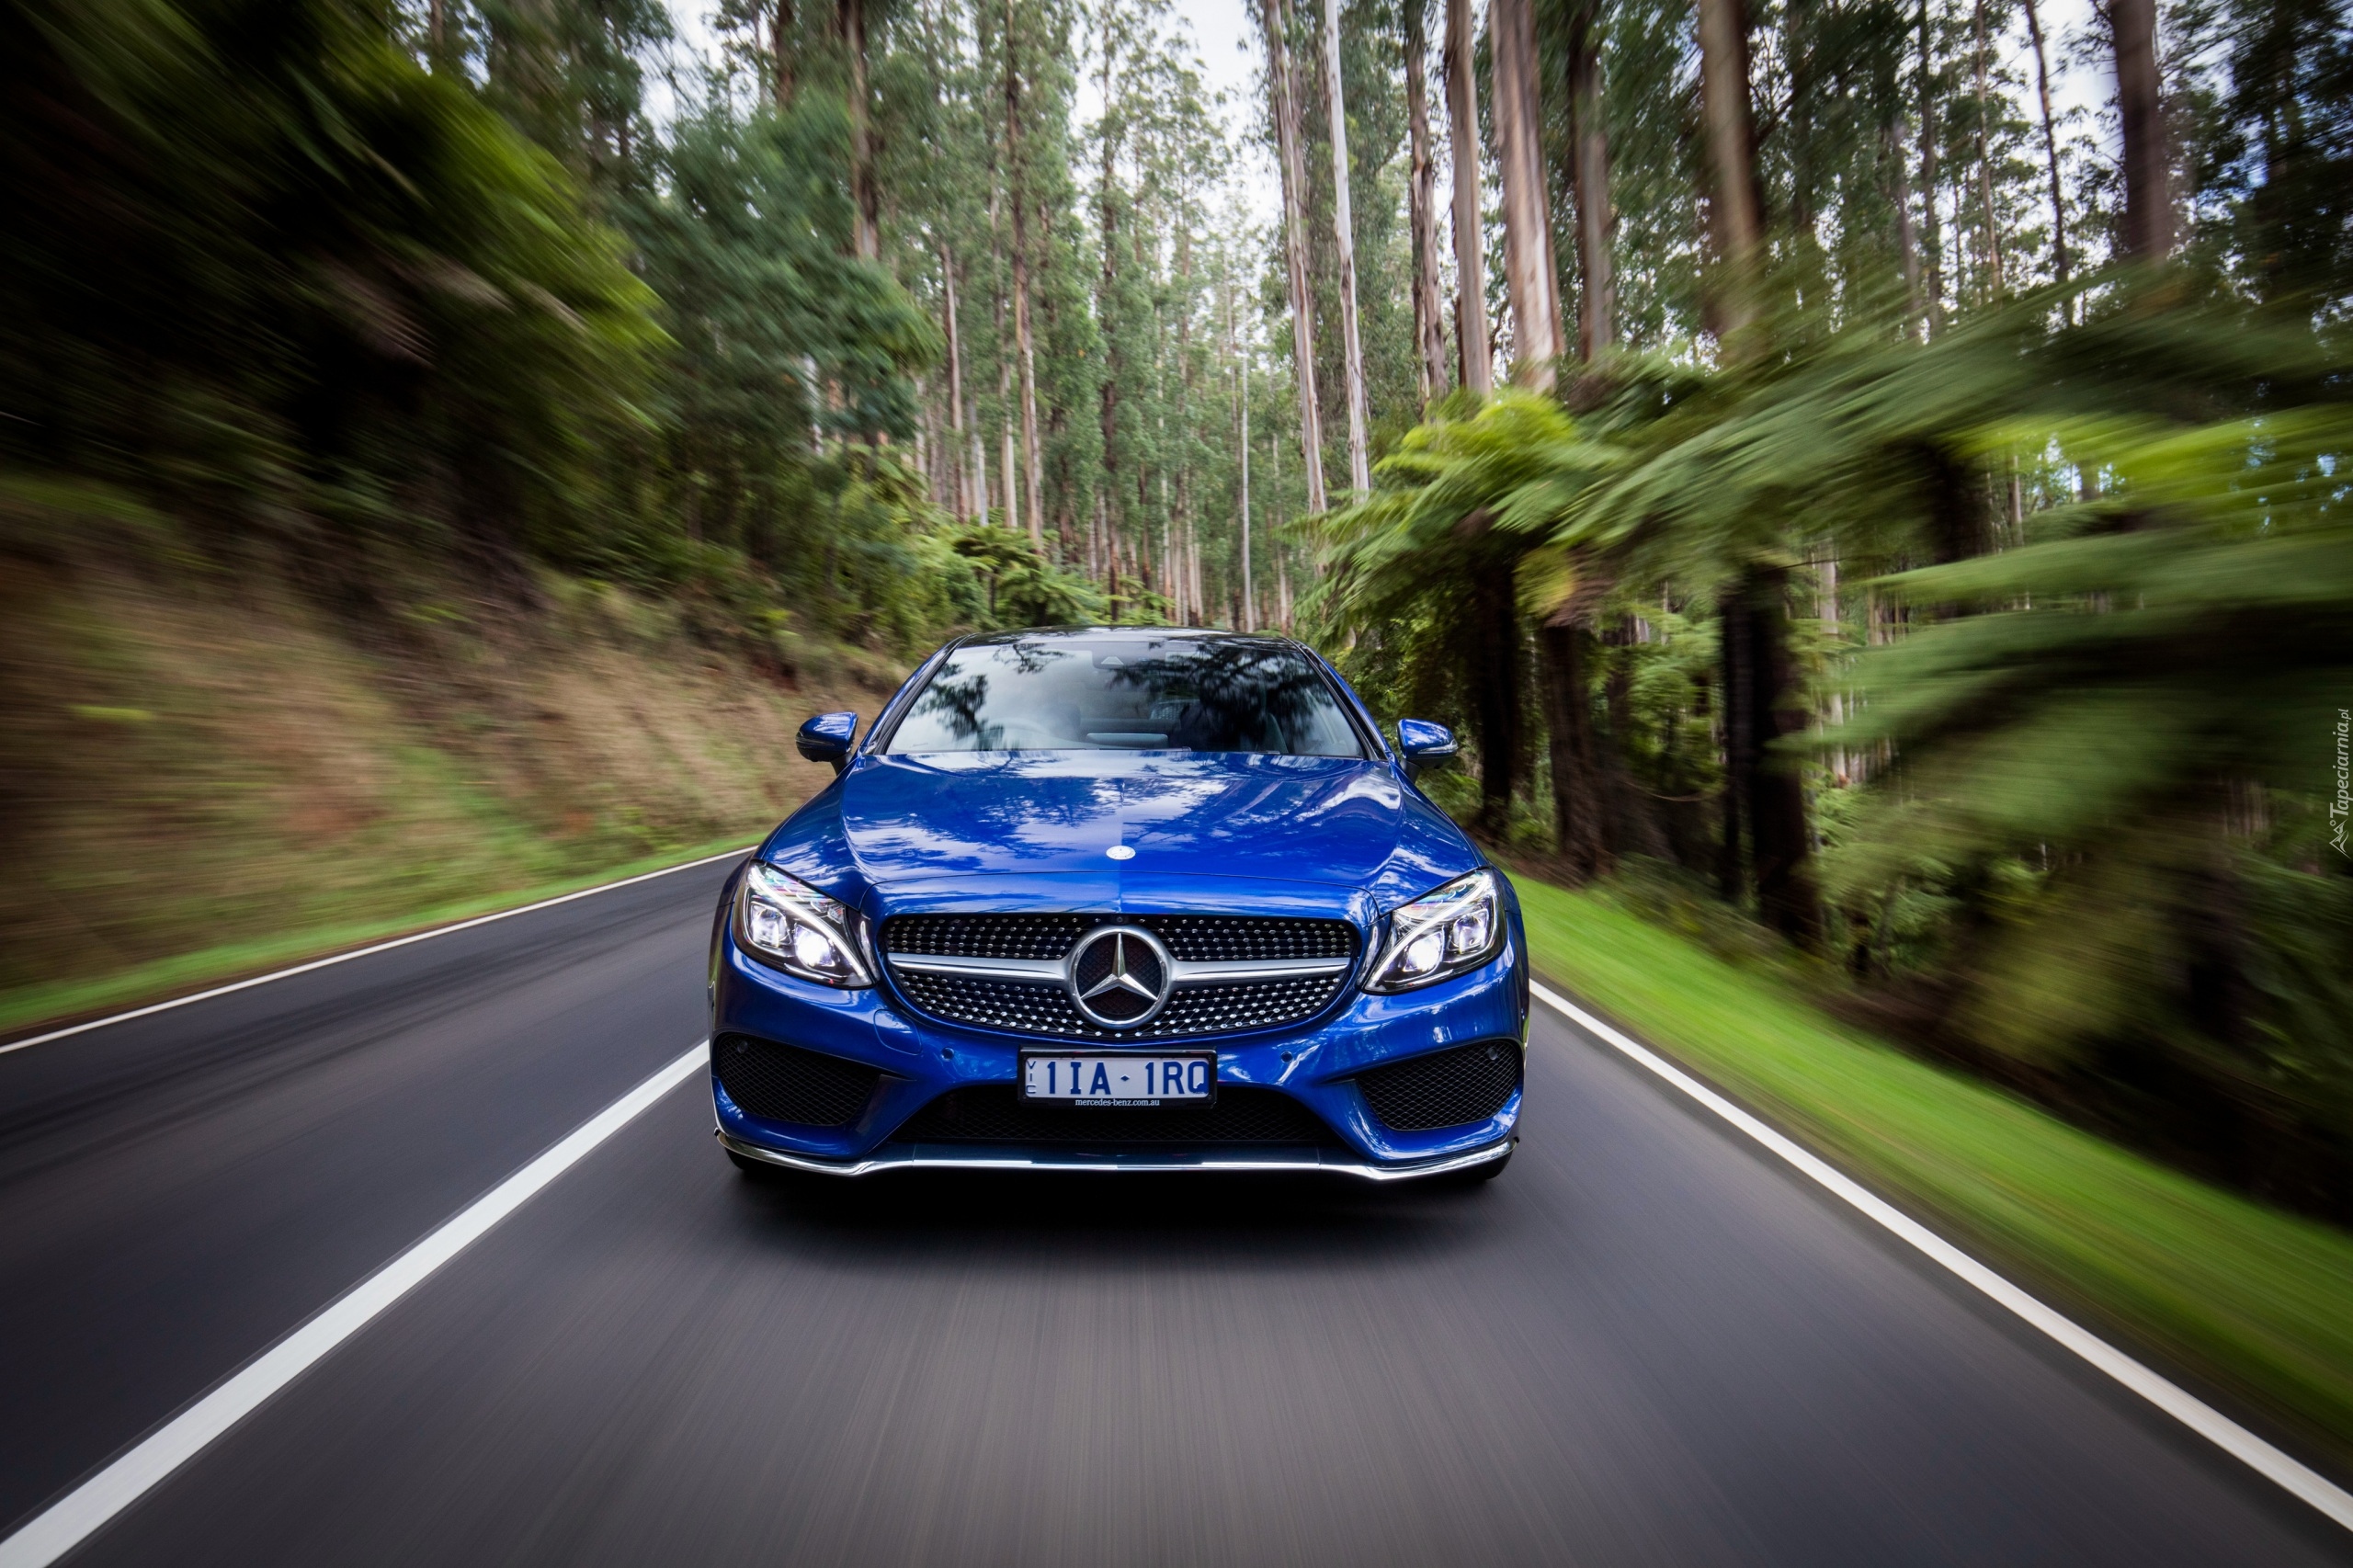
797,710 -> 860,775
1395,718 -> 1459,778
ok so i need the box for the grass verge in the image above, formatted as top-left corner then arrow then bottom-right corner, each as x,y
1510,873 -> 2353,1474
0,833 -> 758,1041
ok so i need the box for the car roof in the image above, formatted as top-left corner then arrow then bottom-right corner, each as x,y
955,627 -> 1294,648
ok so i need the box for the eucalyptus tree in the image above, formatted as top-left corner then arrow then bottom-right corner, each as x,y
1403,0 -> 1449,403
1258,0 -> 1331,513
1562,0 -> 1615,359
1444,0 -> 1492,392
1490,0 -> 1563,386
2112,0 -> 2166,261
1320,0 -> 1372,494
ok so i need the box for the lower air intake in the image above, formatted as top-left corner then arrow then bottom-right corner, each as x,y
712,1034 -> 881,1127
892,1085 -> 1343,1147
1357,1039 -> 1521,1131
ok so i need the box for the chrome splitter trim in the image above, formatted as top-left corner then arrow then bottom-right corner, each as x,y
719,1127 -> 1514,1182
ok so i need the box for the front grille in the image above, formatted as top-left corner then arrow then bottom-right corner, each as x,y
881,914 -> 1358,1041
712,1034 -> 881,1127
892,1085 -> 1343,1146
883,913 -> 1354,962
889,969 -> 1352,1040
1357,1040 -> 1521,1131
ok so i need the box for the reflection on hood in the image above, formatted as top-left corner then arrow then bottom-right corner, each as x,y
826,750 -> 1467,892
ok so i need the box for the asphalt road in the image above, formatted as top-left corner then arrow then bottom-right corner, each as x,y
3,855 -> 2346,1566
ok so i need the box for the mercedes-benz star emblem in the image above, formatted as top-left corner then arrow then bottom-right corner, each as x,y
1065,925 -> 1174,1029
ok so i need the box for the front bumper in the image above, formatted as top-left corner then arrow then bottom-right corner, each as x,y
720,1127 -> 1516,1180
710,904 -> 1529,1177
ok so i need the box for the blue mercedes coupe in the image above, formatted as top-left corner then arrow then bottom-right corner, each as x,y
708,627 -> 1528,1182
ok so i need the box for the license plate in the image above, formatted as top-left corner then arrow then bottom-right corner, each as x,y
1020,1052 -> 1215,1106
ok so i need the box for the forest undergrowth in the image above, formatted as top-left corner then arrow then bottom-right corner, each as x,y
0,508 -> 898,1033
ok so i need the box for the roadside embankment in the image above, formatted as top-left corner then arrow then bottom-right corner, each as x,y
0,549 -> 894,1035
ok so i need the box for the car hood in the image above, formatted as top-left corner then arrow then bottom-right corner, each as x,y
765,750 -> 1477,906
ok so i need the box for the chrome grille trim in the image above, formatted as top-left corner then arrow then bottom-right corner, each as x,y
886,953 -> 1065,980
881,953 -> 1350,984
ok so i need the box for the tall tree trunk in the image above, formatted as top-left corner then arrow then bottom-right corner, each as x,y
1740,567 -> 1824,949
1597,619 -> 1670,858
1695,0 -> 1764,338
772,0 -> 796,108
1001,392 -> 1017,527
2021,0 -> 2070,309
839,0 -> 878,260
1097,20 -> 1121,577
1717,585 -> 1748,902
1260,0 -> 1328,514
1539,619 -> 1608,881
1971,0 -> 2005,298
2112,0 -> 2167,261
1321,0 -> 1372,494
1444,0 -> 1493,395
1688,8 -> 1826,945
940,244 -> 969,517
1240,344 -> 1255,621
1229,284 -> 1249,626
987,153 -> 1017,532
1036,187 -> 1076,556
1892,114 -> 1922,337
1005,0 -> 1044,547
1174,222 -> 1196,622
1467,555 -> 1525,838
1917,0 -> 1945,335
1717,573 -> 1825,945
1566,9 -> 1615,360
1404,0 -> 1449,405
1489,0 -> 1563,388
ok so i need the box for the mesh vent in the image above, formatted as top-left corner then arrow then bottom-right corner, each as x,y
891,970 -> 1348,1040
884,914 -> 1090,961
1142,916 -> 1355,962
712,1034 -> 881,1127
1357,1040 -> 1521,1132
1159,976 -> 1347,1035
881,914 -> 1355,964
892,1085 -> 1342,1146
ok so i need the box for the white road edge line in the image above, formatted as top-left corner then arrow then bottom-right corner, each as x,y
1530,982 -> 2353,1534
0,846 -> 756,1058
0,1040 -> 710,1568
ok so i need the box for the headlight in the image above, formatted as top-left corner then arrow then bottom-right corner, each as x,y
733,863 -> 874,987
1365,869 -> 1504,992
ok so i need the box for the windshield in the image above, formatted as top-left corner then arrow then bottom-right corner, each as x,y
884,637 -> 1367,756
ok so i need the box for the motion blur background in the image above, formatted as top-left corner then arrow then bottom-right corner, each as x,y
2,0 -> 2348,1450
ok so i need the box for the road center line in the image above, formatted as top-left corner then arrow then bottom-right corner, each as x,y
1,846 -> 755,1058
1531,982 -> 2353,1534
0,1041 -> 710,1568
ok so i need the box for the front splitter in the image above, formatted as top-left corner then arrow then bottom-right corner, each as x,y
717,1127 -> 1514,1182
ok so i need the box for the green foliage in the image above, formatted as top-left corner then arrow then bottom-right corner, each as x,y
1,0 -> 978,661
945,522 -> 1106,628
3,0 -> 661,551
1821,395 -> 2353,1097
1339,279 -> 2353,1206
